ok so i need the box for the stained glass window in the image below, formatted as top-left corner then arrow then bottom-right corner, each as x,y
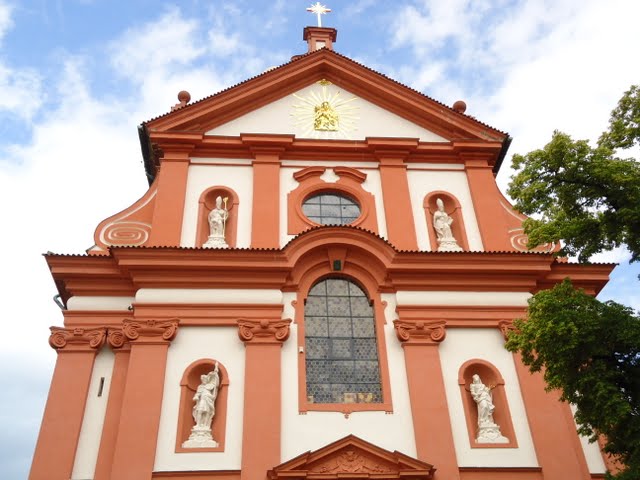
302,192 -> 361,225
304,278 -> 382,404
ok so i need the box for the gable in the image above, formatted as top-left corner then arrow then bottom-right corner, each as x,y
269,435 -> 435,480
206,80 -> 448,142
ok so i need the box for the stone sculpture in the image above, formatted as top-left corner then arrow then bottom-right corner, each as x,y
203,196 -> 229,248
182,362 -> 220,448
433,198 -> 463,251
470,374 -> 508,443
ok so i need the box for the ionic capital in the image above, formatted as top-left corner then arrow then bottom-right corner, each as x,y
498,319 -> 517,341
394,320 -> 446,345
237,319 -> 291,344
49,327 -> 107,352
122,318 -> 179,344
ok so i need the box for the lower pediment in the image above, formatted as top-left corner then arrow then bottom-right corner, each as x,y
268,435 -> 435,480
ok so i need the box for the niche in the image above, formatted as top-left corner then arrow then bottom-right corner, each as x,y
458,359 -> 517,448
423,191 -> 469,251
175,359 -> 230,453
196,186 -> 239,248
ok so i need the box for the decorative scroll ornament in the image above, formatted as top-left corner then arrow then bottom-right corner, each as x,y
394,320 -> 446,344
470,374 -> 509,444
103,221 -> 152,247
107,328 -> 127,349
509,228 -> 556,253
498,319 -> 517,341
310,450 -> 390,474
49,327 -> 107,351
122,319 -> 179,343
183,362 -> 220,448
237,319 -> 291,343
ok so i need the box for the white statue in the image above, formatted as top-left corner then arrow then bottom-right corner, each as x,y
203,196 -> 229,248
182,362 -> 220,448
433,198 -> 463,251
470,374 -> 508,444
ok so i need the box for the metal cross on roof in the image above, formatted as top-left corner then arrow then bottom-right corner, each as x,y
306,2 -> 331,27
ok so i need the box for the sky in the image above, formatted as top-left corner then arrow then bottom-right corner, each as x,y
0,0 -> 639,478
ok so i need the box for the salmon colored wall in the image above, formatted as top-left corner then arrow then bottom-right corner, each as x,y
251,153 -> 281,248
30,327 -> 105,480
378,156 -> 418,250
394,320 -> 460,480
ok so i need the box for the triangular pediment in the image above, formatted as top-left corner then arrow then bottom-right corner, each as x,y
144,49 -> 507,145
268,435 -> 435,480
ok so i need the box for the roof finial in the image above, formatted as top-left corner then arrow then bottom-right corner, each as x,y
306,2 -> 331,27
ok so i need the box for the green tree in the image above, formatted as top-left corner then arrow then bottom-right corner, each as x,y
506,85 -> 640,479
507,85 -> 640,262
505,281 -> 640,479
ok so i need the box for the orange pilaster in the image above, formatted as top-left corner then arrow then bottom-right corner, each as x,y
109,320 -> 179,480
378,156 -> 418,251
238,319 -> 291,480
94,332 -> 130,480
30,327 -> 106,480
148,150 -> 191,246
463,155 -> 512,251
251,152 -> 281,248
512,353 -> 591,479
394,320 -> 460,480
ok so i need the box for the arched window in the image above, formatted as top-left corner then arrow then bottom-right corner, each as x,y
304,278 -> 382,404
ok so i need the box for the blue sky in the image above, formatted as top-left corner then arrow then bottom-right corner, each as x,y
0,1 -> 639,478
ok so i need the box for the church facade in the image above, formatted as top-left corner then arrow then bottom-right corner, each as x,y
30,26 -> 615,480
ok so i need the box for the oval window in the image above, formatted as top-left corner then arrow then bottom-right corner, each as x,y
302,192 -> 361,225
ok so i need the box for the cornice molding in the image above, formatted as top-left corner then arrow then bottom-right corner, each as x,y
237,319 -> 291,344
394,320 -> 446,345
49,326 -> 106,352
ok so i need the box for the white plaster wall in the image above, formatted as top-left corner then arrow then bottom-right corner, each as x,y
71,348 -> 115,480
66,296 -> 135,310
281,293 -> 417,461
154,327 -> 246,472
439,328 -> 538,467
406,169 -> 483,251
180,163 -> 253,248
396,291 -> 531,307
135,288 -> 283,304
280,164 -> 388,247
570,404 -> 607,474
206,83 -> 447,142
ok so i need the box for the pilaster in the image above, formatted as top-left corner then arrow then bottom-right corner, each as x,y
148,146 -> 192,246
94,330 -> 131,480
394,319 -> 460,480
109,319 -> 179,480
29,327 -> 106,480
238,318 -> 291,480
373,141 -> 419,250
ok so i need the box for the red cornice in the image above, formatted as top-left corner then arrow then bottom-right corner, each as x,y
45,229 -> 614,301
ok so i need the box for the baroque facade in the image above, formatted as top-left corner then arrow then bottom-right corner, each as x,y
30,26 -> 615,480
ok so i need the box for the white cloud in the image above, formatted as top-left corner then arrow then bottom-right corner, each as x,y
0,1 -> 11,42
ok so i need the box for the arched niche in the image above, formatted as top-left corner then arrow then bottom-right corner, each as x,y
458,359 -> 517,448
196,186 -> 240,248
423,191 -> 469,251
175,358 -> 230,453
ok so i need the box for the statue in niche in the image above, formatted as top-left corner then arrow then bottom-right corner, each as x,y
470,374 -> 508,444
182,362 -> 220,448
433,198 -> 463,252
203,196 -> 229,248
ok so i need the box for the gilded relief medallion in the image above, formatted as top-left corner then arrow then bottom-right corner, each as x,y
292,79 -> 358,138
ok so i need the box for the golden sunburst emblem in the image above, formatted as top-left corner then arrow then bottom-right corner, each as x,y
291,79 -> 359,139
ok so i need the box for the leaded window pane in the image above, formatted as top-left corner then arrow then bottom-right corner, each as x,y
305,278 -> 382,404
302,193 -> 361,226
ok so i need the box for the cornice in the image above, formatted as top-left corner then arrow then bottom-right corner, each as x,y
49,326 -> 106,352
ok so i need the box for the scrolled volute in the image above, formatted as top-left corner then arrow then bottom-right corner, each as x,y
48,327 -> 107,351
394,320 -> 446,344
237,318 -> 291,343
122,318 -> 179,343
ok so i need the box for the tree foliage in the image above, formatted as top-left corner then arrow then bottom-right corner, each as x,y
508,85 -> 640,262
507,86 -> 640,479
505,280 -> 640,479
